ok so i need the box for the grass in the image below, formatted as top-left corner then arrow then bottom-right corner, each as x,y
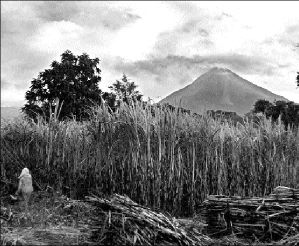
1,102 -> 298,216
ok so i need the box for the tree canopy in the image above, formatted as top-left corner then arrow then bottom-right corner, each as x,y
22,50 -> 102,121
252,99 -> 299,128
253,99 -> 273,115
108,74 -> 143,107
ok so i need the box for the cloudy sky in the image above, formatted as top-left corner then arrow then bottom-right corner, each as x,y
1,1 -> 299,107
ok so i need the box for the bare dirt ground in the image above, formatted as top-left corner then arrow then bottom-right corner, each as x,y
1,191 -> 96,245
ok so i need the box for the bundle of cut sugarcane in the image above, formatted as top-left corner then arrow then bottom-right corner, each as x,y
269,186 -> 299,202
85,194 -> 212,246
199,187 -> 299,242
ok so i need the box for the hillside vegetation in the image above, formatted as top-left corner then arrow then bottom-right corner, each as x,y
1,102 -> 298,216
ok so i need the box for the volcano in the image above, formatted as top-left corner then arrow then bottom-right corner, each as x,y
159,67 -> 288,115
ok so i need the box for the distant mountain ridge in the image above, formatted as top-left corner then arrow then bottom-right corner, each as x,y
160,67 -> 288,115
1,107 -> 22,121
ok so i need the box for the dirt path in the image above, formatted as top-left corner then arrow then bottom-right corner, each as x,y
2,226 -> 92,245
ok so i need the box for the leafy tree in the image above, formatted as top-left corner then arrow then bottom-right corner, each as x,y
271,100 -> 288,121
252,99 -> 299,129
282,101 -> 299,127
22,50 -> 102,121
108,74 -> 143,106
102,91 -> 117,112
253,99 -> 273,114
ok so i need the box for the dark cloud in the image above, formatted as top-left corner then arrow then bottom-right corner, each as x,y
115,54 -> 274,75
215,12 -> 233,21
149,4 -> 216,57
2,34 -> 52,89
285,24 -> 299,35
1,6 -> 39,39
75,4 -> 141,31
100,12 -> 141,31
198,28 -> 209,37
32,2 -> 81,22
203,54 -> 275,75
114,54 -> 277,86
32,2 -> 141,31
1,3 -> 50,90
180,20 -> 210,37
167,1 -> 200,15
153,20 -> 212,56
278,63 -> 291,69
222,12 -> 233,18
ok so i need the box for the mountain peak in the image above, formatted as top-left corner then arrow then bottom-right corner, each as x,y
160,68 -> 288,115
208,67 -> 232,73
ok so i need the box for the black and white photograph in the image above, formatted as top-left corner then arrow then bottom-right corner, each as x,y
1,1 -> 299,245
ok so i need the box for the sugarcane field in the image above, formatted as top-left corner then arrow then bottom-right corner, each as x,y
1,101 -> 299,246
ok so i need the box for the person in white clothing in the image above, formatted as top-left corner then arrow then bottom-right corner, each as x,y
16,167 -> 33,213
